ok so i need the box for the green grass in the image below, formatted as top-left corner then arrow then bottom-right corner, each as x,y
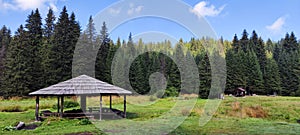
0,96 -> 299,135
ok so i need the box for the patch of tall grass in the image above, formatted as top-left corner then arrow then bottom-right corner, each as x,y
0,105 -> 23,112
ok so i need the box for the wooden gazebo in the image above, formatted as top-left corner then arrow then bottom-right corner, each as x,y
29,75 -> 132,121
234,87 -> 246,97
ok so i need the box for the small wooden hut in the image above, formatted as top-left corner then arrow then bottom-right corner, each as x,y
234,87 -> 246,97
29,75 -> 132,121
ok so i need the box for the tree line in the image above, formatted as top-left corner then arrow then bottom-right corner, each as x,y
0,7 -> 299,98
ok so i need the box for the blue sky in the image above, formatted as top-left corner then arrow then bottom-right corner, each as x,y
0,0 -> 299,42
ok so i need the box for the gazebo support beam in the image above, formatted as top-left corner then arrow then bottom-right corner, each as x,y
80,95 -> 86,112
100,94 -> 102,120
60,96 -> 64,118
109,95 -> 112,109
124,95 -> 126,118
57,96 -> 60,114
35,96 -> 39,121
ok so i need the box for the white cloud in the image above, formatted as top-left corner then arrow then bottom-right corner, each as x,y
127,4 -> 143,15
0,0 -> 16,11
108,8 -> 121,15
190,1 -> 226,17
0,0 -> 61,12
266,16 -> 286,34
48,2 -> 58,12
14,0 -> 44,10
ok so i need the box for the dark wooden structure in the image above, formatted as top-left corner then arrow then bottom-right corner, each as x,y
234,87 -> 246,97
29,75 -> 132,121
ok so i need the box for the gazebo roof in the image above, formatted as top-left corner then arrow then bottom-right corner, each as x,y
29,75 -> 132,96
237,87 -> 245,92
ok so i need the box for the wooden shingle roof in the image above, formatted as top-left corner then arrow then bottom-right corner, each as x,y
29,75 -> 132,96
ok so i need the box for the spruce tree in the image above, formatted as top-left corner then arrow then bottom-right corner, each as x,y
244,51 -> 264,94
0,26 -> 11,96
68,12 -> 81,76
232,34 -> 239,52
73,15 -> 96,77
95,22 -> 111,82
51,6 -> 80,83
264,51 -> 281,95
265,39 -> 274,52
44,8 -> 55,39
240,29 -> 249,52
289,32 -> 298,51
3,25 -> 30,97
41,8 -> 56,87
51,6 -> 70,83
198,53 -> 211,98
25,9 -> 43,92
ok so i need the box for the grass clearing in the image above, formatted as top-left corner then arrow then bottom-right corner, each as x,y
0,96 -> 299,134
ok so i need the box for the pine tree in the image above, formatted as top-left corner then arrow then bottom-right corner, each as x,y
68,12 -> 81,76
95,22 -> 111,82
264,51 -> 281,95
282,33 -> 291,52
232,34 -> 240,52
249,30 -> 258,51
244,51 -> 264,94
265,39 -> 274,52
73,15 -> 96,77
166,44 -> 184,95
276,33 -> 300,96
273,43 -> 281,62
41,8 -> 56,87
86,16 -> 97,42
198,53 -> 211,98
51,6 -> 80,83
0,26 -> 11,96
250,31 -> 266,73
240,29 -> 249,52
3,25 -> 30,97
44,8 -> 55,39
25,9 -> 44,92
51,6 -> 70,83
289,32 -> 298,52
0,26 -> 11,77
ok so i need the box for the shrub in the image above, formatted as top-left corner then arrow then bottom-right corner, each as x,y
64,101 -> 80,108
78,118 -> 92,125
295,90 -> 300,97
164,87 -> 179,97
228,103 -> 268,118
231,102 -> 240,111
149,95 -> 157,101
9,97 -> 23,101
290,92 -> 296,97
52,101 -> 79,109
181,109 -> 190,116
155,90 -> 165,98
191,108 -> 204,116
244,106 -> 268,118
0,105 -> 23,112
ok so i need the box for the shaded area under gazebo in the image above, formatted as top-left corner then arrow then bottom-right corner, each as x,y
29,75 -> 132,121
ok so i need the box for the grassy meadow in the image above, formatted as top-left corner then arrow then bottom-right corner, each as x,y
0,95 -> 300,135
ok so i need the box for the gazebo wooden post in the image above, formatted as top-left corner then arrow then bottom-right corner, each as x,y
60,96 -> 64,118
80,95 -> 86,112
35,96 -> 39,121
124,95 -> 126,118
109,95 -> 112,109
57,96 -> 60,114
99,94 -> 102,120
